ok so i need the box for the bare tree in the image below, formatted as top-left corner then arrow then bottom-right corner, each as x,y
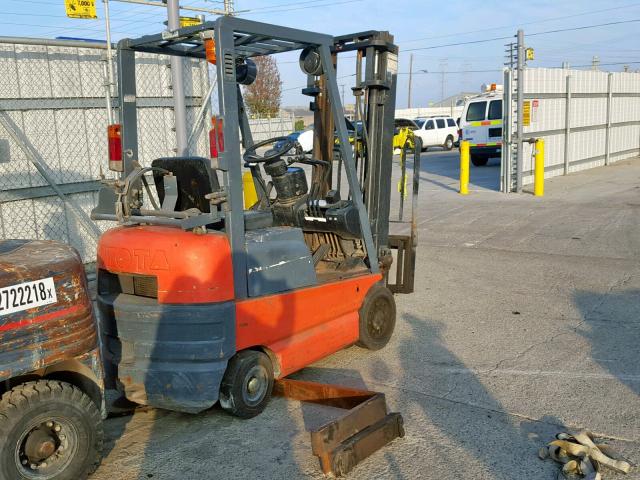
243,56 -> 282,117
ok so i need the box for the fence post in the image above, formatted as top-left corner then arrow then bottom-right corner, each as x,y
460,141 -> 470,195
605,72 -> 613,166
501,68 -> 512,193
534,138 -> 544,197
564,75 -> 572,175
515,29 -> 525,193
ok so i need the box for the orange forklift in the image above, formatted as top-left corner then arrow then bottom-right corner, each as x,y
91,16 -> 420,475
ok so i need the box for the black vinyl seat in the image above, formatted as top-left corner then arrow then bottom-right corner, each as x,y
151,156 -> 273,230
152,157 -> 220,213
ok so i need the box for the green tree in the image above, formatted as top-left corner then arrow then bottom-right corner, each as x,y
243,56 -> 282,117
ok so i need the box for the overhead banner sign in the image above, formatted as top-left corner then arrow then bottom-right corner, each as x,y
65,0 -> 97,19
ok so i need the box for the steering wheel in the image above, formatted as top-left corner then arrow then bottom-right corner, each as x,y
243,136 -> 296,163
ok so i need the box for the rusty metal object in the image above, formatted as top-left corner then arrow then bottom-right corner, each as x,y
0,239 -> 97,382
273,378 -> 404,477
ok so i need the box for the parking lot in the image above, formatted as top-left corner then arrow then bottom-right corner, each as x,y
91,149 -> 640,479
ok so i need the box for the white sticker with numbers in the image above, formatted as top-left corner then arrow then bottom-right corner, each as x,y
0,277 -> 57,316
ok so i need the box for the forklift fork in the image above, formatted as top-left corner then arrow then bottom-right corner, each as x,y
274,378 -> 404,477
387,137 -> 421,294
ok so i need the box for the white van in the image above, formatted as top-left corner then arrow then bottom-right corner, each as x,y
413,116 -> 459,151
459,85 -> 503,166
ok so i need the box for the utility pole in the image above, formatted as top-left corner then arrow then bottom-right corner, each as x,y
591,55 -> 600,71
223,0 -> 234,15
167,0 -> 188,156
103,0 -> 115,125
516,29 -> 524,193
439,58 -> 447,102
504,42 -> 516,69
407,53 -> 413,108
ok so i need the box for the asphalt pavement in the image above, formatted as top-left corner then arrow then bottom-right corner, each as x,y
93,149 -> 640,480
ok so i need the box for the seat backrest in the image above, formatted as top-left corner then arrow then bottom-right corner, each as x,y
151,157 -> 220,213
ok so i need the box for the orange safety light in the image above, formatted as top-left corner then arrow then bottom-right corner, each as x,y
107,124 -> 123,172
205,38 -> 216,65
490,83 -> 497,91
209,116 -> 224,158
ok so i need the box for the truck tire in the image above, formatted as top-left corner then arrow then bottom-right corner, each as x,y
0,380 -> 103,480
357,283 -> 396,351
471,155 -> 488,166
219,350 -> 274,419
443,135 -> 454,151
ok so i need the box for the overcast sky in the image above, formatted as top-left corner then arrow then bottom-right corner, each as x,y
3,0 -> 640,108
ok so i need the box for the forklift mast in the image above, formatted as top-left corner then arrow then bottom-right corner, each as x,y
309,32 -> 417,292
331,31 -> 399,269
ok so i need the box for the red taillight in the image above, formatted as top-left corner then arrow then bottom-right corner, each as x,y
107,124 -> 123,172
209,117 -> 224,159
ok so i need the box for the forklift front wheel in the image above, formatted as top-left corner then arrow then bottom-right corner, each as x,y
0,380 -> 103,480
357,283 -> 396,351
219,350 -> 274,419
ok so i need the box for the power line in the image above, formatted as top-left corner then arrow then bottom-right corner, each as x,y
32,0 -> 207,40
245,0 -> 333,12
527,19 -> 640,37
404,35 -> 513,52
404,19 -> 640,52
0,10 -> 164,25
572,60 -> 640,68
398,69 -> 502,74
397,3 -> 640,44
281,74 -> 356,92
242,0 -> 363,16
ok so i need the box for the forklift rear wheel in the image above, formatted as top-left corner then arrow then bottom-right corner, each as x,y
357,283 -> 396,351
0,380 -> 103,480
219,350 -> 274,419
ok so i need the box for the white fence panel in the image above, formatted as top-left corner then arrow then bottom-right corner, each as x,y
248,116 -> 295,143
518,68 -> 640,186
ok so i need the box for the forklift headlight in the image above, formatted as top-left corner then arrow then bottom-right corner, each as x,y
236,59 -> 257,85
299,47 -> 323,76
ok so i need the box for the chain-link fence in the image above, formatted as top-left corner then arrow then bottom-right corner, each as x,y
0,38 -> 213,264
0,37 -> 300,264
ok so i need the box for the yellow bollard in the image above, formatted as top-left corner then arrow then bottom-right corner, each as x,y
243,171 -> 259,209
459,140 -> 470,195
534,138 -> 545,197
